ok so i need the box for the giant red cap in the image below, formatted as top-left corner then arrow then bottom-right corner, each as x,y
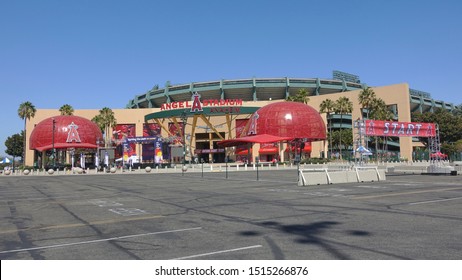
245,101 -> 326,140
30,115 -> 103,151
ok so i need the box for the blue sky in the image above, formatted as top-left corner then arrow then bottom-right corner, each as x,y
1,0 -> 461,156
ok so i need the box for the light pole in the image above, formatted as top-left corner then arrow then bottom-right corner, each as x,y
52,118 -> 56,169
296,139 -> 301,183
201,158 -> 204,178
225,155 -> 228,179
70,148 -> 75,173
96,137 -> 104,171
255,156 -> 259,181
354,119 -> 365,165
181,112 -> 187,176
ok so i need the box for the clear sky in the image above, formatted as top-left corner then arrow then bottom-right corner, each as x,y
1,0 -> 461,156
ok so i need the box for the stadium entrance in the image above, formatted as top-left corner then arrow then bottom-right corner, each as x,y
144,94 -> 259,164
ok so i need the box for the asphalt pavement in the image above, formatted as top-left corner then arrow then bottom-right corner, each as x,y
0,170 -> 461,259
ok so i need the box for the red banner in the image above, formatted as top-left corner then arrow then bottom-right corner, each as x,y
168,122 -> 184,144
235,119 -> 249,155
113,124 -> 136,159
364,120 -> 436,137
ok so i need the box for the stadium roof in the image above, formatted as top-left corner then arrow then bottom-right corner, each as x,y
128,77 -> 364,109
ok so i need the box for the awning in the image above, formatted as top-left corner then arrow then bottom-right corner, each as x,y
34,143 -> 98,152
259,147 -> 279,154
218,134 -> 293,147
235,148 -> 250,156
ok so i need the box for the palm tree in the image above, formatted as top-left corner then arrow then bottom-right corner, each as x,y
92,107 -> 117,147
369,97 -> 394,161
358,86 -> 377,152
319,99 -> 335,158
59,104 -> 74,115
286,88 -> 310,104
18,101 -> 37,164
334,96 -> 353,160
358,86 -> 376,120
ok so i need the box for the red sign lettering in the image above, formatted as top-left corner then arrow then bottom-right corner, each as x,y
160,92 -> 243,112
365,120 -> 436,137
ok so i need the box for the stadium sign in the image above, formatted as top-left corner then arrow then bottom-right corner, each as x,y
160,92 -> 243,113
365,120 -> 436,137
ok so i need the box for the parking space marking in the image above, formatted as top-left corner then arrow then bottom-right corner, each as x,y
352,185 -> 388,189
408,196 -> 462,205
171,245 -> 263,260
0,227 -> 202,255
302,192 -> 349,198
89,199 -> 123,207
352,187 -> 462,200
108,208 -> 148,216
0,215 -> 164,235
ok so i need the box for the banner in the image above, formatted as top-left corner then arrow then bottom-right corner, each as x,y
143,123 -> 162,162
235,119 -> 249,159
113,124 -> 136,159
168,122 -> 184,145
126,136 -> 158,143
365,120 -> 436,137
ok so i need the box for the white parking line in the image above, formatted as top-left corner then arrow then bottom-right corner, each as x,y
108,208 -> 148,216
0,227 -> 202,254
171,245 -> 263,260
408,197 -> 462,205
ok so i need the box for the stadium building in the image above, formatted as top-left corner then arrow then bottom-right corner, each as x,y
24,71 -> 456,168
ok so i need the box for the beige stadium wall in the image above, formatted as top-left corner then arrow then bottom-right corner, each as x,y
25,83 -> 413,166
306,83 -> 412,160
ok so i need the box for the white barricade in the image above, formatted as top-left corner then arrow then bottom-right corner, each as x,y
299,166 -> 385,186
298,168 -> 331,186
354,166 -> 382,182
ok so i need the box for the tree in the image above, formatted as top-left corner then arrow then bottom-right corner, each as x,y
358,87 -> 376,158
286,88 -> 310,104
5,131 -> 24,171
368,98 -> 388,120
452,104 -> 462,118
5,132 -> 23,158
330,129 -> 353,158
92,107 -> 117,147
319,99 -> 335,158
330,130 -> 341,156
456,139 -> 462,153
412,108 -> 462,145
334,96 -> 353,160
59,104 -> 74,115
18,101 -> 36,164
358,86 -> 376,120
368,97 -> 394,161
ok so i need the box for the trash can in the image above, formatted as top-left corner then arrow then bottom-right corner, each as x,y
450,170 -> 457,176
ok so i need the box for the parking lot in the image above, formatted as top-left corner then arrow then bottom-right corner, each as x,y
0,170 -> 461,259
